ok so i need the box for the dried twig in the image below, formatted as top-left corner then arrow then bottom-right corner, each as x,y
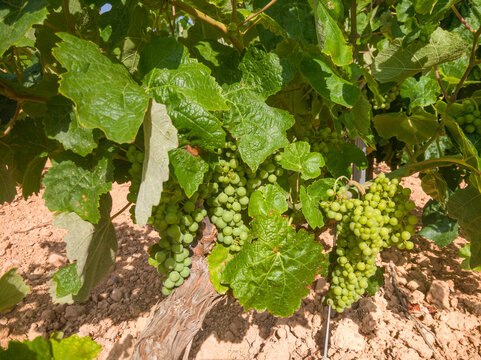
13,221 -> 52,234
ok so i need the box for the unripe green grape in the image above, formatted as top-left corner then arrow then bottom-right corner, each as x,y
164,258 -> 176,270
175,277 -> 184,287
164,278 -> 175,289
162,287 -> 172,296
169,271 -> 181,282
155,251 -> 167,263
183,257 -> 192,267
174,262 -> 184,272
180,267 -> 190,278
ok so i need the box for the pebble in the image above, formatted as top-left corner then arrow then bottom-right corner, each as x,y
65,305 -> 85,320
426,280 -> 450,309
48,253 -> 65,267
41,309 -> 56,322
40,228 -> 53,238
275,327 -> 287,339
111,288 -> 124,302
331,319 -> 366,352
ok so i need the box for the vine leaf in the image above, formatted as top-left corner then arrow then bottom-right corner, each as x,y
325,143 -> 367,178
300,178 -> 335,229
0,268 -> 30,313
301,55 -> 360,108
223,84 -> 294,171
248,184 -> 288,217
51,194 -> 117,303
53,33 -> 150,144
135,101 -> 178,226
145,62 -> 228,111
49,263 -> 83,299
400,76 -> 440,110
169,148 -> 209,198
138,37 -> 185,78
421,171 -> 447,205
22,155 -> 48,199
373,109 -> 438,145
372,28 -> 467,83
0,157 -> 16,204
340,93 -> 373,145
207,243 -> 234,294
315,0 -> 352,66
42,146 -> 114,224
165,94 -> 225,152
0,0 -> 47,56
222,212 -> 324,317
447,187 -> 481,268
419,200 -> 458,247
413,0 -> 438,15
43,95 -> 101,157
280,141 -> 324,180
50,334 -> 102,359
366,267 -> 385,296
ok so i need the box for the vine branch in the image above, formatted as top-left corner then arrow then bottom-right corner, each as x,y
434,66 -> 448,100
1,101 -> 23,138
451,5 -> 474,33
241,0 -> 278,25
0,79 -> 48,103
62,0 -> 73,33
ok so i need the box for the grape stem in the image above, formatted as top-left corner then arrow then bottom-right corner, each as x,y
241,0 -> 279,25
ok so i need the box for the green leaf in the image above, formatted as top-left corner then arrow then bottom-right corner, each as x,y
315,0 -> 353,66
0,268 -> 30,313
372,28 -> 467,83
0,337 -> 50,360
145,62 -> 228,111
373,109 -> 438,145
50,263 -> 83,299
419,199 -> 458,247
340,93 -> 373,143
169,148 -> 209,198
43,95 -> 101,156
400,76 -> 440,110
51,194 -> 117,303
301,56 -> 361,108
223,84 -> 294,171
280,141 -> 324,180
0,0 -> 48,56
248,184 -> 288,217
138,37 -> 185,78
365,267 -> 385,296
165,94 -> 225,151
207,243 -> 234,294
413,0 -> 438,15
42,146 -> 114,224
22,155 -> 48,199
53,33 -> 150,144
300,178 -> 335,229
238,47 -> 284,98
222,212 -> 324,317
0,160 -> 16,204
421,170 -> 447,204
135,101 -> 178,226
50,334 -> 101,360
325,143 -> 367,178
447,187 -> 481,268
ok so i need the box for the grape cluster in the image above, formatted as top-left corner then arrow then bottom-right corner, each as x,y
321,174 -> 417,312
147,181 -> 209,296
371,86 -> 399,110
453,102 -> 481,135
206,141 -> 283,252
303,125 -> 343,153
126,145 -> 143,219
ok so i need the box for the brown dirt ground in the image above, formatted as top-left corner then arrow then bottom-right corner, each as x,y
1,163 -> 481,360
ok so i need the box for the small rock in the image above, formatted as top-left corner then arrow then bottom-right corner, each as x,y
331,319 -> 366,352
48,253 -> 64,267
110,288 -> 124,302
408,290 -> 425,304
40,227 -> 53,237
77,324 -> 91,338
41,310 -> 56,322
406,280 -> 420,291
315,278 -> 329,293
275,327 -> 287,339
98,300 -> 109,310
105,326 -> 118,340
65,305 -> 85,320
426,280 -> 450,309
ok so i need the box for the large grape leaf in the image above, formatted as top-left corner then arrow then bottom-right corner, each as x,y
421,170 -> 447,204
0,337 -> 51,360
51,194 -> 117,303
372,28 -> 467,83
43,95 -> 101,156
22,155 -> 48,199
50,334 -> 101,359
0,147 -> 17,204
300,178 -> 335,229
223,84 -> 294,171
138,36 -> 186,78
169,148 -> 209,198
42,146 -> 114,224
0,0 -> 47,56
135,101 -> 178,226
447,187 -> 481,268
400,76 -> 440,110
340,93 -> 373,144
414,0 -> 438,15
280,141 -> 324,180
373,109 -> 438,145
419,199 -> 458,247
248,184 -> 288,217
145,62 -> 228,111
325,143 -> 367,178
301,56 -> 360,108
222,212 -> 324,317
53,33 -> 150,144
238,47 -> 285,98
0,268 -> 30,313
164,94 -> 225,151
315,0 -> 352,66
